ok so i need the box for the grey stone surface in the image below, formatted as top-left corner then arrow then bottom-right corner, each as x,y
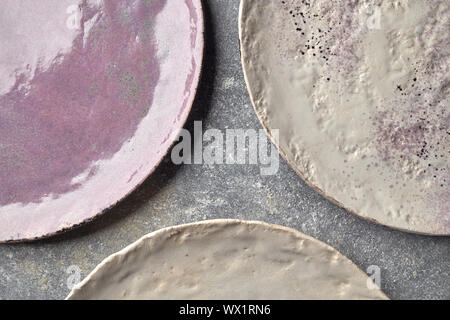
0,0 -> 448,300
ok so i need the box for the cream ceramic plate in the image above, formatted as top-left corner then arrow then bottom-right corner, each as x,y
67,220 -> 388,300
239,0 -> 449,235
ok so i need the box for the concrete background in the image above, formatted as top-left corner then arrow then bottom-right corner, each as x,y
0,0 -> 448,300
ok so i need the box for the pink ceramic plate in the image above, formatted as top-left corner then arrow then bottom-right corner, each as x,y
0,0 -> 204,242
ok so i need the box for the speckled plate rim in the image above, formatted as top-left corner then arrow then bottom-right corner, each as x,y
2,1 -> 205,244
66,219 -> 389,300
238,0 -> 449,237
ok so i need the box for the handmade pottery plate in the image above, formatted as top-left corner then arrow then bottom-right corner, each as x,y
67,220 -> 388,300
0,0 -> 204,242
239,0 -> 449,235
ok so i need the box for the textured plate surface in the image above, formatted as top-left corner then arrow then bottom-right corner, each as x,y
67,220 -> 388,300
239,0 -> 449,235
0,0 -> 204,241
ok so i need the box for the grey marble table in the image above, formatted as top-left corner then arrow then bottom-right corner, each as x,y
0,0 -> 449,300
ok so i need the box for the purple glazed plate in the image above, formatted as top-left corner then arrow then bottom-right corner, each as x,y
0,0 -> 204,242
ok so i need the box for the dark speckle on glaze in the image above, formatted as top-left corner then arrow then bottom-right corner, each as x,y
260,0 -> 449,233
372,3 -> 449,227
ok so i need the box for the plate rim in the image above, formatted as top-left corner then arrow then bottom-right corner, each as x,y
66,219 -> 389,300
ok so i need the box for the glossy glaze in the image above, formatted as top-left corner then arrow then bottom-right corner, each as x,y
0,0 -> 204,241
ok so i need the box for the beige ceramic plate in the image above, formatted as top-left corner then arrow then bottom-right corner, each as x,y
67,220 -> 388,300
239,0 -> 449,235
